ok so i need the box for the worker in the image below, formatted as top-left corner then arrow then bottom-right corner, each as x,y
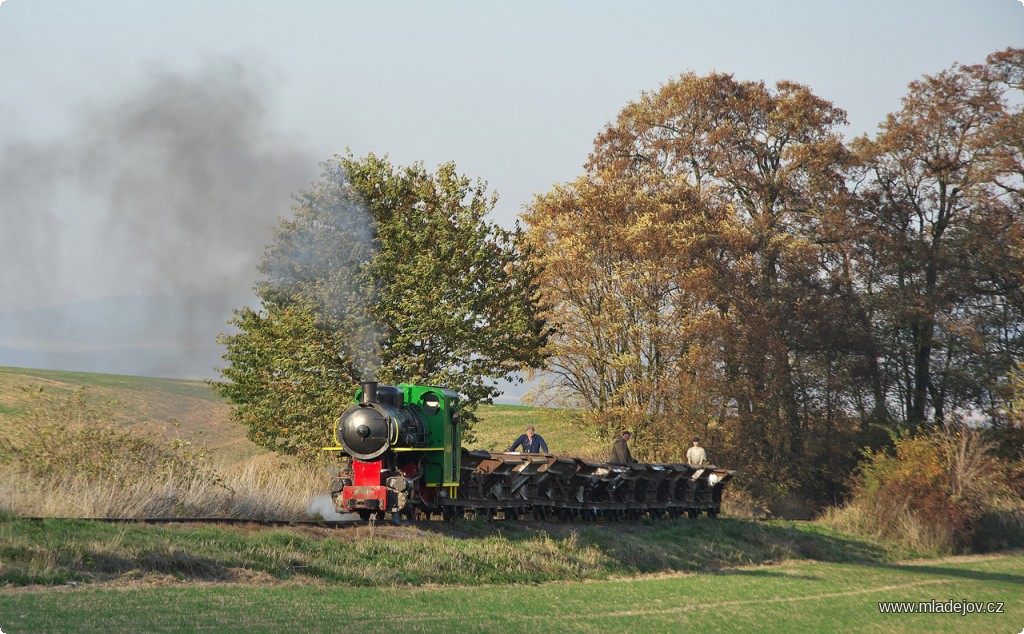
686,437 -> 708,466
508,425 -> 548,453
609,430 -> 634,464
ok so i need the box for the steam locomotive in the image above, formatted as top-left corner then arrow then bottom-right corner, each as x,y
325,381 -> 734,522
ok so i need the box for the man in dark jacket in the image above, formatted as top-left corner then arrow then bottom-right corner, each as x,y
508,425 -> 548,453
609,431 -> 634,464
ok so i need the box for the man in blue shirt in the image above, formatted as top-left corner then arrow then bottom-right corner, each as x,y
508,425 -> 548,453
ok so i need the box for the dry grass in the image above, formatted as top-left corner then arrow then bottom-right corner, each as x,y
0,367 -> 258,462
0,456 -> 327,521
720,487 -> 771,520
0,374 -> 606,522
0,388 -> 329,520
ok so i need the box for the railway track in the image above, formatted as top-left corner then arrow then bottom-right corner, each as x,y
15,511 -> 721,528
18,517 -> 364,528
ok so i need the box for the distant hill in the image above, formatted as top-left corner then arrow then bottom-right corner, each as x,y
0,294 -> 252,381
0,365 -> 260,463
0,366 -> 597,464
0,294 -> 537,402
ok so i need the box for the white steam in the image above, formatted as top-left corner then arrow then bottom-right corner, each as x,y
305,493 -> 357,521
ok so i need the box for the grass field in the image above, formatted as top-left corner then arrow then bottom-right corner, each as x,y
0,366 -> 604,462
0,516 -> 917,587
465,403 -> 603,458
0,366 -> 256,462
3,514 -> 1019,632
2,550 -> 1020,632
1,366 -> 1022,631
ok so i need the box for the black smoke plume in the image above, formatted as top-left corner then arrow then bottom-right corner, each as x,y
0,57 -> 318,377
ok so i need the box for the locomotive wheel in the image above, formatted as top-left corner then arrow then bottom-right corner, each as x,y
687,509 -> 698,519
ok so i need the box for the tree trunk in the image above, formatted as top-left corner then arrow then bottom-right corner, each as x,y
909,318 -> 933,430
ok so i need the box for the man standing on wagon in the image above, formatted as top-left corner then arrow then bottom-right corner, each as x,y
686,437 -> 708,467
508,425 -> 548,453
610,430 -> 635,464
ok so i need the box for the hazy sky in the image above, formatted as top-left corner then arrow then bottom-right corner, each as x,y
2,0 -> 1023,313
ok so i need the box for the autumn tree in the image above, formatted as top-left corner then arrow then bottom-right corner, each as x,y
523,171 -> 725,457
853,47 -> 1024,430
528,52 -> 1024,505
528,73 -> 867,492
215,153 -> 549,459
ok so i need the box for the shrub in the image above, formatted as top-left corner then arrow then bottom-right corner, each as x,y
825,425 -> 1024,553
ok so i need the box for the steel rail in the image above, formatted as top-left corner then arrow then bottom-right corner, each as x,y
16,517 -> 363,527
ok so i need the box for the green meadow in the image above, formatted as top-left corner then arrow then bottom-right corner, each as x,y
0,366 -> 598,463
2,549 -> 1020,633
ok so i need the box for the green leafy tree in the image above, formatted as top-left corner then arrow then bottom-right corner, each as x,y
215,153 -> 549,459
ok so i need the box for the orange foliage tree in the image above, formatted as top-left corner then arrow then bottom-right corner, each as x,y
527,51 -> 1024,505
525,73 -> 866,495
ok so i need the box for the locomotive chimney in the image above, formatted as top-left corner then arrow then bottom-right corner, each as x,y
361,380 -> 378,404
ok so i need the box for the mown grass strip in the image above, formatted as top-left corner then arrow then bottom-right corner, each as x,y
1,553 -> 1020,633
0,516 -> 913,588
